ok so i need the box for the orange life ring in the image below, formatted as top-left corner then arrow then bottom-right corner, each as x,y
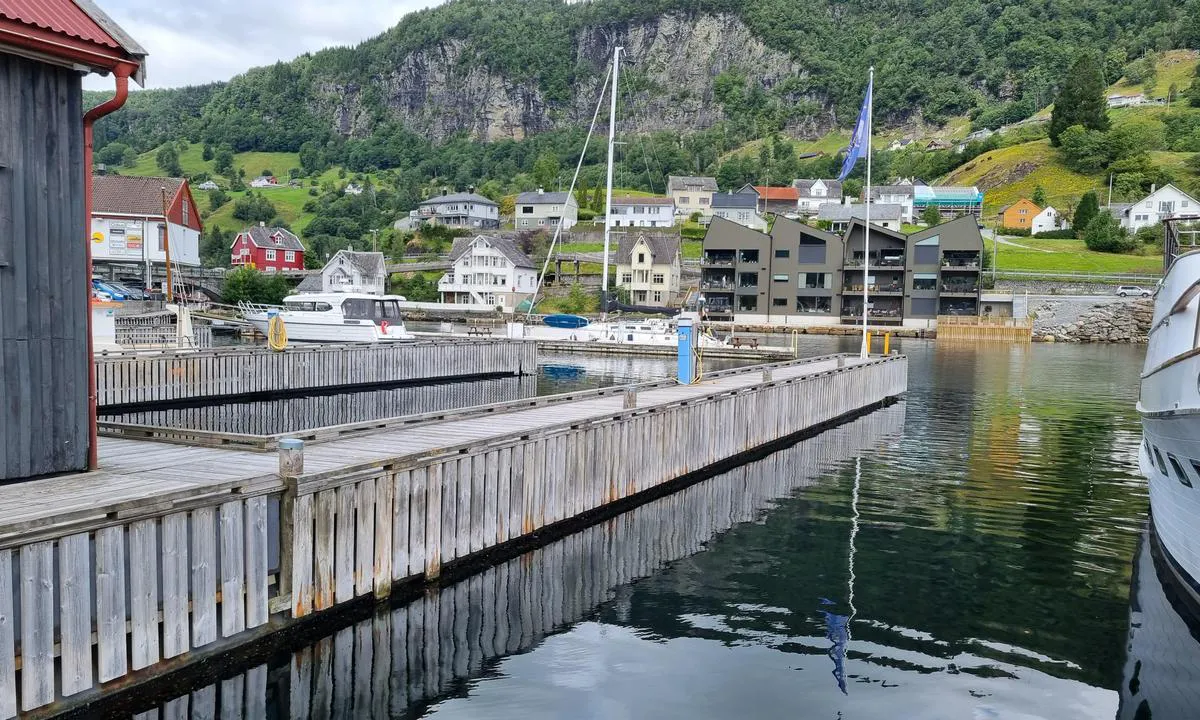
380,320 -> 390,334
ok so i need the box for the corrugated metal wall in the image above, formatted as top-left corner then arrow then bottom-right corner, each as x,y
0,53 -> 89,480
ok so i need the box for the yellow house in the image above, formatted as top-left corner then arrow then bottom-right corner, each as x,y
997,198 -> 1042,230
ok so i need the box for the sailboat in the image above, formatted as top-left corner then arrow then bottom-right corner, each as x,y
517,48 -> 727,350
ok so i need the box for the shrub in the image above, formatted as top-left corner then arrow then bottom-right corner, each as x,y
1032,229 -> 1076,239
1082,213 -> 1136,253
997,226 -> 1031,236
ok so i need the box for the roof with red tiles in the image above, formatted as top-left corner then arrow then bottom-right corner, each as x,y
92,175 -> 184,216
0,0 -> 118,47
752,185 -> 800,201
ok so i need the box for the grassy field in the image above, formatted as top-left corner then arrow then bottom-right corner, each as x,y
987,237 -> 1162,274
203,187 -> 318,234
942,139 -> 1105,215
1109,49 -> 1199,100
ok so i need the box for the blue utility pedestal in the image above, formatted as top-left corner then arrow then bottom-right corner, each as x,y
677,314 -> 698,384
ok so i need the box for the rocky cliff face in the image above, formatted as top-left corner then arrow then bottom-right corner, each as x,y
316,13 -> 804,142
1034,298 -> 1154,343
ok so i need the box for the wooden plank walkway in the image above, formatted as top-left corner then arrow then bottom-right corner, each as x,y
0,353 -> 906,717
0,354 -> 862,541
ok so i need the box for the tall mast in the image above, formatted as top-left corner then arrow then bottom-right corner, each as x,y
861,67 -> 873,359
161,186 -> 174,304
601,46 -> 622,317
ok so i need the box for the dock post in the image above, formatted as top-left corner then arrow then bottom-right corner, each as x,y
623,389 -> 637,409
762,367 -> 773,383
279,438 -> 305,477
883,332 -> 891,355
677,313 -> 698,384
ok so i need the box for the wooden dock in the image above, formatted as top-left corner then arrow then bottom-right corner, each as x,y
0,353 -> 905,717
97,403 -> 907,717
95,338 -> 537,408
531,339 -> 795,359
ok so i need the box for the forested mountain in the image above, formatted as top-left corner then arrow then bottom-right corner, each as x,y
88,0 -> 1198,160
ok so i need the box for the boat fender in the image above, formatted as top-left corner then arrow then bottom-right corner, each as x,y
570,333 -> 576,341
381,320 -> 390,334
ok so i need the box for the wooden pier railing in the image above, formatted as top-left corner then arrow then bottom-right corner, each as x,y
111,403 -> 907,718
0,353 -> 905,717
936,315 -> 1033,343
94,338 -> 538,408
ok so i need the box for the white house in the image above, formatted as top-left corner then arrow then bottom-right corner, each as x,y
418,190 -> 500,229
667,176 -> 718,217
344,183 -> 364,195
439,236 -> 537,312
90,175 -> 202,270
608,196 -> 674,228
515,189 -> 578,229
1107,93 -> 1147,108
197,180 -> 220,191
867,185 -> 916,224
1116,184 -> 1199,232
615,234 -> 682,307
816,203 -> 904,233
1031,206 -> 1070,235
250,176 -> 279,188
793,179 -> 843,215
709,190 -> 768,231
296,250 -> 386,295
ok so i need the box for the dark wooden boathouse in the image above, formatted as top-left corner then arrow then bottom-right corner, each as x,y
0,0 -> 144,480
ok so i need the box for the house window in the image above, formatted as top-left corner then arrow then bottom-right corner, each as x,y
653,291 -> 663,303
265,249 -> 276,261
1018,209 -> 1027,215
737,212 -> 750,222
653,273 -> 665,284
621,273 -> 632,284
775,249 -> 790,258
912,273 -> 937,290
519,219 -> 530,227
637,253 -> 645,264
680,196 -> 690,204
158,224 -> 167,252
802,273 -> 832,289
285,251 -> 295,263
772,298 -> 787,307
522,206 -> 533,214
772,274 -> 788,282
1160,201 -> 1176,213
182,200 -> 189,226
1183,200 -> 1191,208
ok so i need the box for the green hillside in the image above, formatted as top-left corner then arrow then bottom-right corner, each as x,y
942,140 -> 1104,214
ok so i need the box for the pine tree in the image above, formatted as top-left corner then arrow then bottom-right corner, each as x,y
1049,54 -> 1110,146
1032,185 -> 1047,207
1073,190 -> 1100,239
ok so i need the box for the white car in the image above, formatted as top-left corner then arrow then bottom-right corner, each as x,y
1115,285 -> 1151,297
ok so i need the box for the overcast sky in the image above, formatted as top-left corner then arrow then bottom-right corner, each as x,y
84,0 -> 440,90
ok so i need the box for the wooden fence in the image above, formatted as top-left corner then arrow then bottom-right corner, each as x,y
936,315 -> 1033,343
0,354 -> 905,717
94,338 -> 537,408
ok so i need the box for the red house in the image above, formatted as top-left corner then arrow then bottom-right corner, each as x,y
231,224 -> 306,272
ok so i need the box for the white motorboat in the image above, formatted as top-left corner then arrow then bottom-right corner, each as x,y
516,315 -> 728,348
1139,217 -> 1200,603
241,293 -> 414,343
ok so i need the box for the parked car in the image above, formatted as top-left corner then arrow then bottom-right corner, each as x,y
106,281 -> 149,300
91,278 -> 128,301
1115,285 -> 1151,297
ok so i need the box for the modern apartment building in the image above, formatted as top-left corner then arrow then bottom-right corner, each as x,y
699,215 -> 983,327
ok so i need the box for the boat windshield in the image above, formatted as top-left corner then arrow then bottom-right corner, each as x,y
342,298 -> 404,320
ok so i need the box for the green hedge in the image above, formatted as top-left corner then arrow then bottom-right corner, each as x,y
997,226 -> 1031,237
1032,229 -> 1076,239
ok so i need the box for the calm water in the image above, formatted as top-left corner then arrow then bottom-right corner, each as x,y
97,338 -> 1200,719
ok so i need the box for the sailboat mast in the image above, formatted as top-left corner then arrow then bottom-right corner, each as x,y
601,46 -> 622,316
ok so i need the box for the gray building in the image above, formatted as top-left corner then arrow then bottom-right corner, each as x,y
514,189 -> 578,229
700,215 -> 982,327
0,2 -> 145,480
417,190 -> 499,229
816,203 -> 905,232
709,190 -> 768,231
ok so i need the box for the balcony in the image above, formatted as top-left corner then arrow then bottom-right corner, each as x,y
941,282 -> 979,296
842,282 -> 903,295
941,262 -> 980,272
700,279 -> 734,291
702,253 -> 735,267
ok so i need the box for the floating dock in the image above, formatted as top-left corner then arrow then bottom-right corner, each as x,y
0,353 -> 905,717
95,338 -> 537,408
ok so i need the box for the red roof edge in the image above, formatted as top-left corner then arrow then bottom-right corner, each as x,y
0,0 -> 145,84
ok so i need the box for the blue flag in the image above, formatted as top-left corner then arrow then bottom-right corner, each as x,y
838,75 -> 873,182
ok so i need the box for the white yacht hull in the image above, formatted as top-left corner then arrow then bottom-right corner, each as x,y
1140,249 -> 1200,594
517,323 -> 728,348
245,314 -> 413,343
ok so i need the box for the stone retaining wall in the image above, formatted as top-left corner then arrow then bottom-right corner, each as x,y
1033,298 -> 1153,343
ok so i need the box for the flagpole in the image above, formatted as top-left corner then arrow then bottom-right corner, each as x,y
861,67 -> 873,359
